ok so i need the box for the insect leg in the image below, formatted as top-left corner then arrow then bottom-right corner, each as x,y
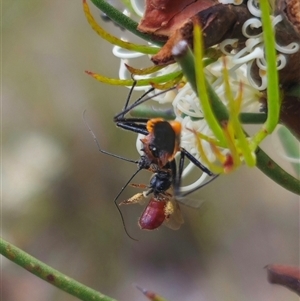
114,87 -> 175,121
115,83 -> 155,120
180,147 -> 214,176
115,119 -> 148,136
113,168 -> 144,241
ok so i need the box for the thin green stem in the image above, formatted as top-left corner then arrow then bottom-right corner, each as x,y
252,0 -> 280,147
130,107 -> 267,125
194,23 -> 229,145
223,62 -> 255,167
87,70 -> 182,86
172,41 -> 229,123
240,113 -> 267,124
256,148 -> 300,195
84,0 -> 159,55
89,0 -> 164,46
130,106 -> 267,124
172,43 -> 198,92
0,237 -> 117,301
130,104 -> 176,120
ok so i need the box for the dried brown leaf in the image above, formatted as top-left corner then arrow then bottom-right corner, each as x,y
266,264 -> 300,295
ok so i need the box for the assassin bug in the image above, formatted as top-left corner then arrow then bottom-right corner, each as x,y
84,113 -> 217,239
83,82 -> 215,239
113,81 -> 213,177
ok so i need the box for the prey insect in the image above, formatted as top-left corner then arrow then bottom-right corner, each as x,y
121,167 -> 180,230
121,165 -> 218,231
124,190 -> 183,231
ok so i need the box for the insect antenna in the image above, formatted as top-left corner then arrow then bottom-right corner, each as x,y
83,110 -> 138,164
84,110 -> 142,240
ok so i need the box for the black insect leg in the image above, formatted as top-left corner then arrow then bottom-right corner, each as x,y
180,174 -> 219,198
121,80 -> 137,115
175,151 -> 218,197
180,147 -> 214,176
170,152 -> 186,196
129,87 -> 155,113
115,84 -> 155,120
114,86 -> 176,121
169,157 -> 181,196
113,167 -> 145,241
115,118 -> 149,136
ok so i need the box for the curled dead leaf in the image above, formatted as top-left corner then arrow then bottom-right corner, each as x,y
266,264 -> 300,295
138,3 -> 257,65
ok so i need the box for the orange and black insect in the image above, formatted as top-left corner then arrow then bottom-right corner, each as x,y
113,81 -> 213,185
84,82 -> 215,239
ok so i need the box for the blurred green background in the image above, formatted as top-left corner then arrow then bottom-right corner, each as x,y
2,1 -> 299,301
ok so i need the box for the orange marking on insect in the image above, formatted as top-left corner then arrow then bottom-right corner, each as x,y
146,118 -> 164,133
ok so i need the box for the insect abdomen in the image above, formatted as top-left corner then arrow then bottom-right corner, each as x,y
139,199 -> 166,230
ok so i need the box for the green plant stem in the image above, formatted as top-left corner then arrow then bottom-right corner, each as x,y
172,41 -> 229,122
193,23 -> 227,145
87,70 -> 182,86
130,106 -> 266,124
240,113 -> 267,124
256,148 -> 300,195
130,104 -> 176,120
89,0 -> 164,46
0,237 -> 117,301
252,0 -> 280,147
